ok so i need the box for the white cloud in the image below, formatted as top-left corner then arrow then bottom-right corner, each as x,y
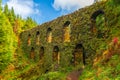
53,0 -> 94,11
6,0 -> 40,18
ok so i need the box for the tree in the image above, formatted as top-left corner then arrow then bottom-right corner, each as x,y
3,4 -> 9,16
0,0 -> 2,12
112,0 -> 120,4
22,17 -> 37,30
3,5 -> 16,26
0,12 -> 14,72
7,7 -> 16,26
0,0 -> 37,72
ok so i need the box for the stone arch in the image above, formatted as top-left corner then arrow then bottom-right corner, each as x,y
36,31 -> 40,35
73,44 -> 85,66
53,46 -> 60,64
91,10 -> 104,20
91,10 -> 105,38
39,46 -> 44,60
47,27 -> 52,43
30,47 -> 35,60
36,31 -> 40,45
63,21 -> 71,42
27,34 -> 31,46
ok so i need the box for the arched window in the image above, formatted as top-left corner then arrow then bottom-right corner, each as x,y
36,31 -> 40,45
73,44 -> 85,66
53,46 -> 60,64
28,34 -> 31,46
91,10 -> 105,38
63,21 -> 71,42
30,47 -> 35,60
47,27 -> 52,43
39,46 -> 44,60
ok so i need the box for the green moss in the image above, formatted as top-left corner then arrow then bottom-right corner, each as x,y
15,0 -> 120,79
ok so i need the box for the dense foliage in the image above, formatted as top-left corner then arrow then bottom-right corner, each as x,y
112,0 -> 120,4
0,11 -> 14,72
0,0 -> 37,73
1,0 -> 120,80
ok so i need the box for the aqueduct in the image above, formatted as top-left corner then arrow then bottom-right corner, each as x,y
20,1 -> 109,72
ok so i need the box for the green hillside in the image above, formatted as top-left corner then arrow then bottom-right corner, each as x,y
0,0 -> 120,80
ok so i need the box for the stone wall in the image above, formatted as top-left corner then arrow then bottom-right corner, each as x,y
19,2 -> 108,70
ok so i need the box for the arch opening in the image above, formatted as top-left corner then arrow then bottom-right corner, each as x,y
27,34 -> 31,46
73,44 -> 85,66
91,10 -> 106,38
63,21 -> 71,27
36,31 -> 40,35
47,27 -> 52,43
53,46 -> 60,64
36,31 -> 40,45
91,10 -> 104,20
63,21 -> 71,42
39,46 -> 44,60
30,47 -> 35,60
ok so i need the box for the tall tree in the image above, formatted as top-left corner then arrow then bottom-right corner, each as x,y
0,13 -> 14,71
22,17 -> 37,30
0,0 -> 2,12
7,7 -> 16,26
112,0 -> 120,4
3,4 -> 9,16
0,0 -> 37,72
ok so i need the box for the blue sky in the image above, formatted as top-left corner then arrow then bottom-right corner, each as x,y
2,0 -> 94,24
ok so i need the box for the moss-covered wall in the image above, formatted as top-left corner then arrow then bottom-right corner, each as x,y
19,1 -> 110,71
